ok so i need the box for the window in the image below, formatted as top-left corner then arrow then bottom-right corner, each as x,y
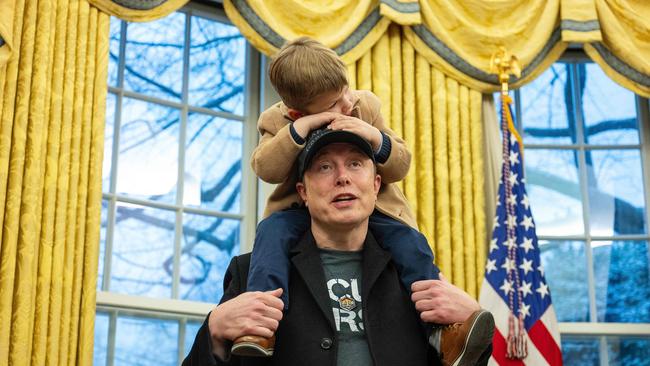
95,3 -> 260,365
510,56 -> 650,365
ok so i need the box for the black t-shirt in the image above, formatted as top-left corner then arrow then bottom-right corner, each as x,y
319,248 -> 372,366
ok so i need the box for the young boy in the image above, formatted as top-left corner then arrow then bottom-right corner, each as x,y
234,37 -> 492,365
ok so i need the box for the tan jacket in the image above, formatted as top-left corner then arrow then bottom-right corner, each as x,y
251,90 -> 417,228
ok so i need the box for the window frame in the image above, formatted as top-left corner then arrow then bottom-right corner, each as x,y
95,2 -> 261,363
511,52 -> 650,341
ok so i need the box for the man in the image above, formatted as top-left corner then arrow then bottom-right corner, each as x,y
183,128 -> 494,366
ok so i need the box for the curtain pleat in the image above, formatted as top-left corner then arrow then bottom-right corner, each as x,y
347,25 -> 486,296
431,68 -> 451,279
0,0 -> 107,364
470,92 -> 486,291
414,53 -> 433,251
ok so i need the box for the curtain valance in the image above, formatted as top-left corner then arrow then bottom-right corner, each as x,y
224,0 -> 650,96
86,0 -> 189,22
224,0 -> 413,65
583,0 -> 650,97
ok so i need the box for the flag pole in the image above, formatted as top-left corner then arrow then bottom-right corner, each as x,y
490,48 -> 528,359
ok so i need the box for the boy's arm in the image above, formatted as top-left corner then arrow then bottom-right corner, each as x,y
251,109 -> 337,184
251,113 -> 303,184
364,91 -> 412,184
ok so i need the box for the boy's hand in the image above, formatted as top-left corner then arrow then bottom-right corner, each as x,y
292,112 -> 339,139
329,116 -> 383,152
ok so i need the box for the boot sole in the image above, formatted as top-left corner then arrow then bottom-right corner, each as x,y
452,310 -> 495,366
231,342 -> 274,357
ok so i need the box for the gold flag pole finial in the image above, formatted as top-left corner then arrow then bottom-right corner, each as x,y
490,47 -> 521,95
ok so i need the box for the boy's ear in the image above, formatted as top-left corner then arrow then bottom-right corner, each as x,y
287,108 -> 304,121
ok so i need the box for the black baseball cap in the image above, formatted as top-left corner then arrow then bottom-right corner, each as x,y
297,127 -> 376,180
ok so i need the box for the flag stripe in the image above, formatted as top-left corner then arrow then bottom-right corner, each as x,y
529,319 -> 563,366
480,278 -> 514,332
541,306 -> 561,346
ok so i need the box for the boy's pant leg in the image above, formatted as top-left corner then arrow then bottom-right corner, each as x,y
368,211 -> 440,291
247,208 -> 310,309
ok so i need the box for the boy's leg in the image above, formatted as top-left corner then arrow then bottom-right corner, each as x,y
246,208 -> 310,308
233,208 -> 310,357
368,211 -> 440,289
368,211 -> 494,366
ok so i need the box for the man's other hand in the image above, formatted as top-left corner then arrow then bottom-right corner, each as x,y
410,274 -> 481,324
208,288 -> 284,359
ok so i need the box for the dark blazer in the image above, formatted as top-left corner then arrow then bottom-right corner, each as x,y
183,232 -> 441,366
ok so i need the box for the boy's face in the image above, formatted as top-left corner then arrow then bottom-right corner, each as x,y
302,86 -> 354,116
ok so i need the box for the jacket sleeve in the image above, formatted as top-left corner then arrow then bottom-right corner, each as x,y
182,257 -> 245,366
250,109 -> 304,184
362,91 -> 411,184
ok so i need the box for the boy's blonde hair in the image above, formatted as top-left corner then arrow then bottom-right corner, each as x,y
268,37 -> 348,112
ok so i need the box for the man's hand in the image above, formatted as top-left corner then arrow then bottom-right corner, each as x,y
292,112 -> 339,139
328,116 -> 383,152
411,274 -> 481,324
208,288 -> 284,359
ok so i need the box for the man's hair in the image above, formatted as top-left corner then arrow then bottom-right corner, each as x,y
268,37 -> 348,111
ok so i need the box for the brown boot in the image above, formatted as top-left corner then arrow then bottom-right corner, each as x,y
439,310 -> 495,366
231,335 -> 275,357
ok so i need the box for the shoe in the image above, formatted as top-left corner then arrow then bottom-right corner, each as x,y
440,310 -> 495,366
231,335 -> 275,357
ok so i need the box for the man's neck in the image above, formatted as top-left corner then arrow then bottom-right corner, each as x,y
310,219 -> 368,252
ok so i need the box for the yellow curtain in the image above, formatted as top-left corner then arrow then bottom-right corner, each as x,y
87,0 -> 190,22
225,0 -> 650,96
584,0 -> 650,98
405,0 -> 567,92
0,1 -> 108,365
347,25 -> 486,298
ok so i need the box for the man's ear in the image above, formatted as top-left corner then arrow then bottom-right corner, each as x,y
287,108 -> 304,121
296,181 -> 308,206
373,174 -> 381,197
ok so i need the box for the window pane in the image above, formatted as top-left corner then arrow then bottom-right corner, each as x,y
123,13 -> 185,101
179,213 -> 239,302
184,320 -> 203,358
587,149 -> 646,235
593,241 -> 650,323
109,203 -> 175,298
539,240 -> 590,322
189,16 -> 245,115
581,63 -> 639,145
114,316 -> 178,366
607,336 -> 650,365
98,200 -> 109,291
108,17 -> 120,88
520,64 -> 573,145
184,113 -> 242,213
116,98 -> 180,204
103,93 -> 116,190
561,336 -> 600,366
524,149 -> 583,236
93,312 -> 109,366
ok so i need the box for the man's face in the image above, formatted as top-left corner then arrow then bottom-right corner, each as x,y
303,86 -> 354,116
296,143 -> 381,229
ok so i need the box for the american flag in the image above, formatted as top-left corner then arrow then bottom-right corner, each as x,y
479,95 -> 563,365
